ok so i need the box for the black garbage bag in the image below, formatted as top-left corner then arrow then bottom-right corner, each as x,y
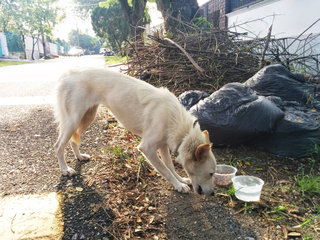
178,90 -> 210,110
179,64 -> 320,158
248,96 -> 320,158
244,64 -> 316,103
187,83 -> 284,145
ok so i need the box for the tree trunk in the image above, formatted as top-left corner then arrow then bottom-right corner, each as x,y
156,0 -> 199,33
42,35 -> 47,59
118,0 -> 147,42
31,36 -> 35,60
20,33 -> 27,59
31,36 -> 39,60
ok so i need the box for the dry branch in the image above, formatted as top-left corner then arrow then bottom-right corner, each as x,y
124,19 -> 319,95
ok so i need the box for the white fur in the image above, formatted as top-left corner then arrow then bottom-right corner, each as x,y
54,68 -> 216,194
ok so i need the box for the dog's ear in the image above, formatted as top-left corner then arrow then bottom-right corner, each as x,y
202,130 -> 210,144
195,143 -> 211,162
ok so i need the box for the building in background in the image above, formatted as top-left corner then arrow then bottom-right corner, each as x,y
0,32 -> 59,60
200,0 -> 320,38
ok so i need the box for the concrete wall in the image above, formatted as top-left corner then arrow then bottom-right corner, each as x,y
0,32 -> 9,57
25,36 -> 41,60
227,0 -> 320,38
0,32 -> 59,60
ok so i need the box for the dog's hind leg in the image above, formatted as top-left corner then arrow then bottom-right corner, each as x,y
54,121 -> 80,176
71,105 -> 99,161
158,145 -> 191,185
138,141 -> 190,193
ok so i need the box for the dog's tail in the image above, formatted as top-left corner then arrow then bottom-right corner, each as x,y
54,71 -> 75,133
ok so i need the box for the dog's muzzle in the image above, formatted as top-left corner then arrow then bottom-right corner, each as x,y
197,185 -> 214,196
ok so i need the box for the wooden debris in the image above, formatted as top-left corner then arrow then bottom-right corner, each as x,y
125,30 -> 260,95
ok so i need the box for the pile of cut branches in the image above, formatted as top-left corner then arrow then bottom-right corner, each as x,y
125,29 -> 260,95
125,18 -> 320,95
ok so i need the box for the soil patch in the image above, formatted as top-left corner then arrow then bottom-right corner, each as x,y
1,105 -> 319,239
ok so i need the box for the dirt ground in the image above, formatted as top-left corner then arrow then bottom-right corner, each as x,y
1,105 -> 319,240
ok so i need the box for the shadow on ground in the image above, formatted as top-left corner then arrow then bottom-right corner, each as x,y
165,191 -> 257,240
57,161 -> 114,240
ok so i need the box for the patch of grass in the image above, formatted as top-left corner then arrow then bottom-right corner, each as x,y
111,146 -> 129,165
105,55 -> 128,65
0,60 -> 29,67
296,172 -> 320,196
266,204 -> 291,222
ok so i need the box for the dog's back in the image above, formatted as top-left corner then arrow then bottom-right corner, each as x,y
55,68 -> 194,145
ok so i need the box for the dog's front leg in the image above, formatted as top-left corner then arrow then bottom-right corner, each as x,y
138,142 -> 190,193
158,145 -> 191,185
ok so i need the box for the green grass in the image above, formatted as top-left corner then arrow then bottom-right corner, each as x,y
0,60 -> 29,67
105,55 -> 128,65
111,146 -> 129,165
296,172 -> 320,196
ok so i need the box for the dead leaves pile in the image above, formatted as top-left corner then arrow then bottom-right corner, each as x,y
83,119 -> 168,239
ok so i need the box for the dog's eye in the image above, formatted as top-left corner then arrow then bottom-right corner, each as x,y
210,172 -> 214,177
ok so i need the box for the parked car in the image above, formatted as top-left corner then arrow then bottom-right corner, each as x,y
99,48 -> 107,54
68,47 -> 84,56
104,50 -> 115,56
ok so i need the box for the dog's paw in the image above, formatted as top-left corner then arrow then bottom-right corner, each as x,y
62,167 -> 77,176
77,154 -> 91,161
180,177 -> 192,185
175,183 -> 190,193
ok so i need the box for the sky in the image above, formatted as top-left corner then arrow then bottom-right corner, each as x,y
53,0 -> 211,41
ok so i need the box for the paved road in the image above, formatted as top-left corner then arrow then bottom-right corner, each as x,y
0,55 -> 120,195
0,55 -> 108,104
0,55 -> 114,239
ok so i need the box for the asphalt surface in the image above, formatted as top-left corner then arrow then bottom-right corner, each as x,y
0,55 -> 113,195
0,57 -> 263,240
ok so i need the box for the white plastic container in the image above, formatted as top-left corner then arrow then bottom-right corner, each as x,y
214,164 -> 237,186
232,176 -> 264,202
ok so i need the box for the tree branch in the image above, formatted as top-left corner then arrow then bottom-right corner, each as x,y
164,37 -> 204,72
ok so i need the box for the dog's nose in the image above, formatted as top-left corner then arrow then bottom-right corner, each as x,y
197,186 -> 203,195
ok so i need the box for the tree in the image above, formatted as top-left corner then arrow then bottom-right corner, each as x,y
118,0 -> 149,41
91,1 -> 129,52
68,30 -> 102,53
0,0 -> 18,32
73,0 -> 101,18
74,0 -> 149,41
1,0 -> 63,59
155,0 -> 199,33
23,0 -> 63,59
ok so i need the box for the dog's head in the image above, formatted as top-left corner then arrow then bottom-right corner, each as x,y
178,130 -> 216,196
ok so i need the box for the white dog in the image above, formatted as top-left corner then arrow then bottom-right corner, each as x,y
54,69 -> 216,195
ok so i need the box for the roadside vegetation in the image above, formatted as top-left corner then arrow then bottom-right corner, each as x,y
0,60 -> 29,67
105,55 -> 128,65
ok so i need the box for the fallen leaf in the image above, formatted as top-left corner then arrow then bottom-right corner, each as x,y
149,215 -> 155,224
76,187 -> 83,192
148,206 -> 157,211
312,109 -> 317,112
296,120 -> 301,123
135,227 -> 143,233
137,216 -> 142,223
125,164 -> 132,169
280,225 -> 288,239
287,232 -> 301,237
147,170 -> 157,177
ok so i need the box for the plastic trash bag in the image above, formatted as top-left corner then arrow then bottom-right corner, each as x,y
179,64 -> 320,157
187,83 -> 284,145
